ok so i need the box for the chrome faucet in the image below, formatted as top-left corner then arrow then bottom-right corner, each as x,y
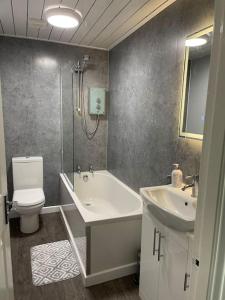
89,164 -> 94,174
76,165 -> 81,175
182,175 -> 199,198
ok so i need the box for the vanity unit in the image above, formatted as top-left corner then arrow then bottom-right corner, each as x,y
139,185 -> 196,300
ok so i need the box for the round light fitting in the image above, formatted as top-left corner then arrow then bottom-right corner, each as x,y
45,6 -> 82,29
185,38 -> 207,47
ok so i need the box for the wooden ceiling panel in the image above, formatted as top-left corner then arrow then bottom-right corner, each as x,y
27,0 -> 45,38
60,0 -> 96,43
91,0 -> 149,47
0,0 -> 175,50
38,0 -> 61,40
80,0 -> 131,46
70,0 -> 112,45
0,0 -> 15,35
12,0 -> 28,36
49,0 -> 78,42
102,0 -> 176,49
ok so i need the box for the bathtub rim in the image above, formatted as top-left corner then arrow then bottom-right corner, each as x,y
60,170 -> 143,226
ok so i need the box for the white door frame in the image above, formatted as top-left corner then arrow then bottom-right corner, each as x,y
191,0 -> 225,299
0,79 -> 14,300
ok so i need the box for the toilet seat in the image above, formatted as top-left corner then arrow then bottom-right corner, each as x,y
13,188 -> 45,207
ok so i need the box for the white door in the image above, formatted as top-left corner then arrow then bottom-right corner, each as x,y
190,0 -> 225,299
158,235 -> 188,300
0,80 -> 14,300
139,206 -> 160,300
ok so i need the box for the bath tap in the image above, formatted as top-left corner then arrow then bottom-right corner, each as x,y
182,175 -> 199,198
89,164 -> 94,174
76,165 -> 81,175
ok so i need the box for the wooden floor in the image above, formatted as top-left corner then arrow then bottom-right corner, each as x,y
10,213 -> 140,300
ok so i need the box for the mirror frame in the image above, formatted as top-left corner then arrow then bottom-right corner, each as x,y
179,25 -> 213,140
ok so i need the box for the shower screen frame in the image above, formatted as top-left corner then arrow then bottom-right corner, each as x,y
60,65 -> 75,190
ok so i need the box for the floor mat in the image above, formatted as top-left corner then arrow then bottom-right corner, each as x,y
31,240 -> 80,286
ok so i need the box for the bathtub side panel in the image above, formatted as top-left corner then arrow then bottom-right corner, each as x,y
90,219 -> 142,274
60,178 -> 85,237
60,177 -> 89,272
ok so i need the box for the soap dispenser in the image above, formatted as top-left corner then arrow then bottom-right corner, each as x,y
171,164 -> 183,188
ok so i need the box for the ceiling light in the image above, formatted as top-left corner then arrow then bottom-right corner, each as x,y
185,38 -> 207,47
44,6 -> 82,29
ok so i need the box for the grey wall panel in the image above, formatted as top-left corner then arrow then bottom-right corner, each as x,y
108,0 -> 214,192
0,37 -> 108,205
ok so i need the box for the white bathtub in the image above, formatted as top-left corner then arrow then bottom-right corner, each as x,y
60,170 -> 142,286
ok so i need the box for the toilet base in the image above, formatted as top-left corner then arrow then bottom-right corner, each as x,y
20,214 -> 39,234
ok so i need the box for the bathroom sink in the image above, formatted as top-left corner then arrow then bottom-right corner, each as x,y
140,185 -> 196,232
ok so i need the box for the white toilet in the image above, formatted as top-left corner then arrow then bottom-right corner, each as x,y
12,156 -> 45,234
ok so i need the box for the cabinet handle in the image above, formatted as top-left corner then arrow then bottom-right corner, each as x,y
184,273 -> 190,291
158,232 -> 165,261
153,228 -> 159,255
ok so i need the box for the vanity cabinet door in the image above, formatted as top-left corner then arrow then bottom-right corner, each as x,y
139,212 -> 160,300
158,235 -> 188,300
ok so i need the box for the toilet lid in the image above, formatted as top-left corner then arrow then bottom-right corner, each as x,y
13,188 -> 45,206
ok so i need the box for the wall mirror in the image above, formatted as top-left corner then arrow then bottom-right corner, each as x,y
179,26 -> 213,140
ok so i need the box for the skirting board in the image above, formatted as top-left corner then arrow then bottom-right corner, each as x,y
9,205 -> 60,219
59,207 -> 138,287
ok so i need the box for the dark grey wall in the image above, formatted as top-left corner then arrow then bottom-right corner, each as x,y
186,55 -> 210,135
108,0 -> 214,192
0,37 -> 108,205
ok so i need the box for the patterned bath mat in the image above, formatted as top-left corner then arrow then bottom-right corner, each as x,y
31,240 -> 80,286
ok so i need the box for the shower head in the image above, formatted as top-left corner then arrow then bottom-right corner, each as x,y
82,55 -> 90,62
71,55 -> 91,73
82,55 -> 91,68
